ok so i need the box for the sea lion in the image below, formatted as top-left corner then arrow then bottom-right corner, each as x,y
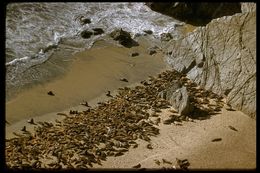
21,126 -> 27,132
132,163 -> 141,168
27,118 -> 36,125
119,78 -> 128,82
106,91 -> 112,97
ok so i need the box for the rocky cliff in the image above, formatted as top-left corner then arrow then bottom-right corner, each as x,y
161,3 -> 256,118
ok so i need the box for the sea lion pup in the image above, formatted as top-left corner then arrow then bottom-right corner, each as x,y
27,118 -> 36,125
106,91 -> 112,97
80,101 -> 90,107
132,163 -> 141,168
226,103 -> 235,111
119,78 -> 128,82
21,126 -> 27,132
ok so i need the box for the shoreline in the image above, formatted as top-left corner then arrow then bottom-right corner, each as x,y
6,35 -> 167,125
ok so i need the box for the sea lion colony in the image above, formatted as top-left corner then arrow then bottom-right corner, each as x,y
5,69 -> 224,170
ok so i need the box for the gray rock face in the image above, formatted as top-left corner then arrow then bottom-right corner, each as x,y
171,87 -> 194,116
241,2 -> 256,13
159,81 -> 193,116
165,10 -> 256,118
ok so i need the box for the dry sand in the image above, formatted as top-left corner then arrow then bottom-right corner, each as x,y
5,36 -> 256,170
91,107 -> 255,170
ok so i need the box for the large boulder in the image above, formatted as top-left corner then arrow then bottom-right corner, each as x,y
159,80 -> 193,116
80,30 -> 93,39
165,8 -> 256,118
110,29 -> 139,48
146,3 -> 241,26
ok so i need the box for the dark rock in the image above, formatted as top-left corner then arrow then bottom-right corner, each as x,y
148,46 -> 159,55
80,30 -> 93,39
146,2 -> 241,26
130,52 -> 139,57
92,28 -> 104,35
149,50 -> 157,55
80,17 -> 91,25
160,33 -> 173,42
110,29 -> 139,48
143,30 -> 153,35
47,91 -> 55,96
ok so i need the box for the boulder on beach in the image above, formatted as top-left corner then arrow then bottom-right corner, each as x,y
160,33 -> 173,42
148,46 -> 158,55
159,80 -> 193,116
130,52 -> 139,57
110,29 -> 139,48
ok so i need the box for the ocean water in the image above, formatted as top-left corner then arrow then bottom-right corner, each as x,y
5,2 -> 182,100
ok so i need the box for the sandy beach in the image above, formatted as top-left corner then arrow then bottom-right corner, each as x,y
5,35 -> 256,170
6,35 -> 166,124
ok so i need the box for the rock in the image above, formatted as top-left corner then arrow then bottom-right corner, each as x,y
80,17 -> 91,25
80,30 -> 93,39
92,28 -> 104,35
160,33 -> 173,42
143,30 -> 153,35
165,7 -> 256,118
148,47 -> 157,55
241,2 -> 256,13
130,52 -> 139,57
110,29 -> 139,48
170,87 -> 194,116
149,50 -> 156,55
176,158 -> 190,170
146,2 -> 241,26
159,81 -> 193,116
47,91 -> 55,96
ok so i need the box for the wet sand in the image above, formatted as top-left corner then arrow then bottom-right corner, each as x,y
6,36 -> 166,125
5,36 -> 256,170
